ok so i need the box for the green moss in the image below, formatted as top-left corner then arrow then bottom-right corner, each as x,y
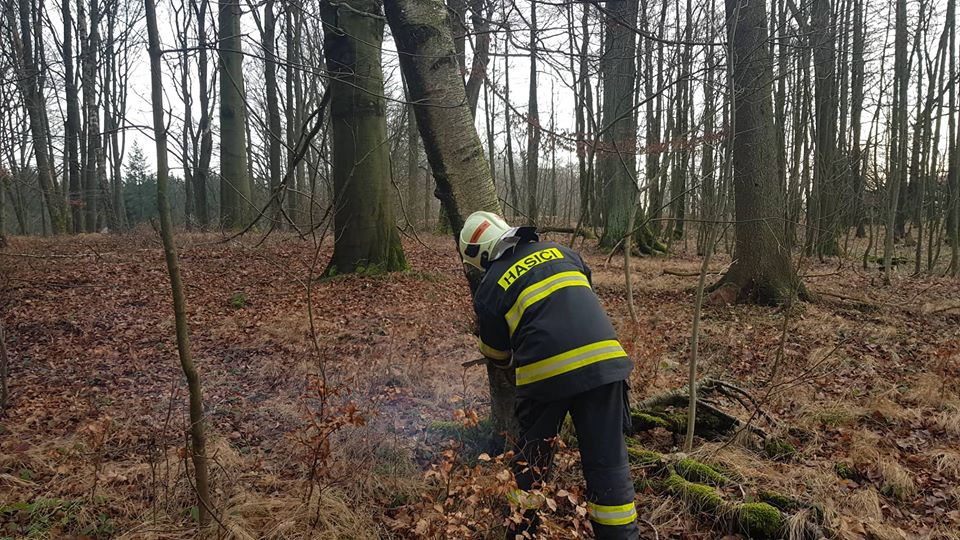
757,490 -> 797,512
735,502 -> 782,539
879,480 -> 913,501
834,462 -> 860,480
626,445 -> 662,466
0,498 -> 115,538
763,437 -> 797,461
675,458 -> 729,486
663,471 -> 724,512
631,410 -> 671,431
809,406 -> 856,427
228,291 -> 248,308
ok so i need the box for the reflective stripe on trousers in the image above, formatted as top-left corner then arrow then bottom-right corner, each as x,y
588,501 -> 637,526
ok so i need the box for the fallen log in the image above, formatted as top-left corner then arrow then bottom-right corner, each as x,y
628,443 -> 825,539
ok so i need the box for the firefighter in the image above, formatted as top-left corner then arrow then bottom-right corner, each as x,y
458,211 -> 638,539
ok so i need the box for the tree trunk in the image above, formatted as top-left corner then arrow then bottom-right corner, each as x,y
144,0 -> 211,526
406,92 -> 421,229
850,0 -> 866,238
597,0 -> 640,250
384,0 -> 513,440
219,0 -> 252,229
321,0 -> 406,275
464,0 -> 489,117
883,0 -> 909,285
949,0 -> 960,275
525,0 -> 540,226
63,0 -> 82,232
503,21 -> 519,216
811,0 -> 841,258
711,0 -> 807,305
80,0 -> 103,232
263,0 -> 282,227
6,0 -> 67,234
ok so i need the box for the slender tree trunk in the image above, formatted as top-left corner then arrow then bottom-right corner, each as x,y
669,0 -> 692,242
464,0 -> 489,117
144,0 -> 211,527
80,0 -> 102,232
883,0 -> 909,285
406,89 -> 421,229
948,0 -> 960,275
850,0 -> 866,237
811,0 -> 841,258
525,0 -> 540,226
263,0 -> 282,227
193,0 -> 212,228
503,21 -> 519,216
63,0 -> 82,232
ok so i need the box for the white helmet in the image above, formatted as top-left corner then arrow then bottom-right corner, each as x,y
459,211 -> 513,270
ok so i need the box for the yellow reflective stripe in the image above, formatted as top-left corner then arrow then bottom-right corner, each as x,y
506,489 -> 544,510
515,340 -> 626,386
479,339 -> 511,361
588,501 -> 637,526
504,271 -> 591,335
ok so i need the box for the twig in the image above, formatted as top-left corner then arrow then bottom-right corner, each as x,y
663,268 -> 723,277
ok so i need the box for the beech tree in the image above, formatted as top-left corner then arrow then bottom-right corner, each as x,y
711,0 -> 807,304
219,0 -> 252,228
321,0 -> 406,274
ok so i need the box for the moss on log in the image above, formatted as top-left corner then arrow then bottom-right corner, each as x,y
675,458 -> 730,486
663,469 -> 724,512
735,502 -> 783,539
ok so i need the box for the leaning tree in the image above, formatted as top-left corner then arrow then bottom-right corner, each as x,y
384,0 -> 514,438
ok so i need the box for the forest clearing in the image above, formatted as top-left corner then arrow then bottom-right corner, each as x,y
5,0 -> 960,535
1,231 -> 958,538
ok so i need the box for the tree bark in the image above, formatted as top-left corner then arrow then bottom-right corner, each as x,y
384,0 -> 513,440
321,0 -> 406,274
263,0 -> 283,227
63,0 -> 82,232
711,0 -> 807,305
144,0 -> 211,526
810,0 -> 841,258
525,0 -> 540,226
597,0 -> 639,250
6,0 -> 67,234
219,0 -> 252,229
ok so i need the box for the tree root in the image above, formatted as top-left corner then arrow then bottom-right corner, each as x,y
631,378 -> 771,442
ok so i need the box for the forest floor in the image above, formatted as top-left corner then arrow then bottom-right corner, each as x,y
1,230 -> 959,539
